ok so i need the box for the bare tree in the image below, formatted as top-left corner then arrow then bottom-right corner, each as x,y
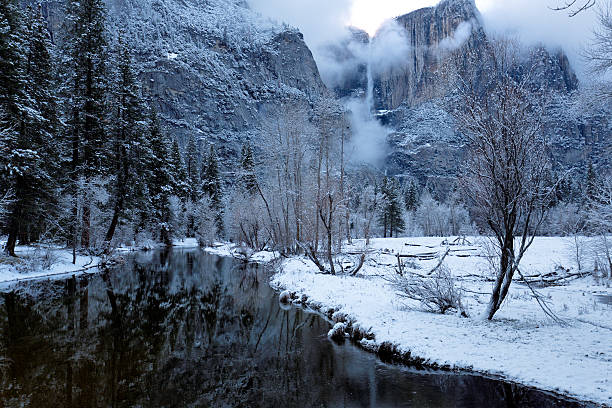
586,2 -> 612,77
586,174 -> 612,278
552,0 -> 596,16
450,38 -> 554,320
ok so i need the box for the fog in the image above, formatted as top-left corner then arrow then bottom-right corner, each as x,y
248,0 -> 598,79
247,0 -> 599,165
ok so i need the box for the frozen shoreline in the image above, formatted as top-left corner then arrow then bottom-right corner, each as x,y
0,239 -> 275,287
271,237 -> 612,406
2,237 -> 610,405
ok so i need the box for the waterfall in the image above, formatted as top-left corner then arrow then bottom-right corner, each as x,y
345,39 -> 389,165
365,42 -> 374,114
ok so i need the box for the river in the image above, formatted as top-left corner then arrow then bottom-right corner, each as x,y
0,249 -> 588,407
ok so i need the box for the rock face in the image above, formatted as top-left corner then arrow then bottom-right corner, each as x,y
373,0 -> 485,110
321,27 -> 370,99
40,0 -> 329,161
332,0 -> 608,195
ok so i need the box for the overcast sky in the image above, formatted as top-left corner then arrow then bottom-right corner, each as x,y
249,0 -> 598,78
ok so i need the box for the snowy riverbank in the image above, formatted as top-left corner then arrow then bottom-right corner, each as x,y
0,239 -> 276,286
271,237 -> 612,406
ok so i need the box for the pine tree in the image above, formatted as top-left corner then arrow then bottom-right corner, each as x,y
0,0 -> 25,255
201,145 -> 224,235
104,35 -> 150,246
61,0 -> 109,249
378,177 -> 405,238
404,180 -> 420,212
585,161 -> 599,203
185,135 -> 200,201
169,138 -> 189,200
147,109 -> 175,245
239,141 -> 257,194
1,5 -> 60,255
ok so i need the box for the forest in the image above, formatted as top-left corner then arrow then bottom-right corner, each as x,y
1,0 -> 612,313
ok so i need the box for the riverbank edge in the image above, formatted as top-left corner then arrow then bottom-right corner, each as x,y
269,279 -> 609,408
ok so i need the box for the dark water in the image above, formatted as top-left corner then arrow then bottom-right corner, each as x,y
0,250 -> 588,407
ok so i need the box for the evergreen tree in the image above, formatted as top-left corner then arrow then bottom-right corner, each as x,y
404,180 -> 420,212
61,0 -> 109,248
147,109 -> 175,245
104,35 -> 150,246
185,135 -> 200,201
1,5 -> 60,255
378,177 -> 405,238
201,145 -> 224,235
585,161 -> 599,203
239,141 -> 257,194
169,138 -> 189,200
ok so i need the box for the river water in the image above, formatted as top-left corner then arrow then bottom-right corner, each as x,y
0,249 -> 587,407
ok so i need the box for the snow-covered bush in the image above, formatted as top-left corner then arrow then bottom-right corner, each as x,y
414,191 -> 472,236
391,263 -> 464,314
195,197 -> 217,247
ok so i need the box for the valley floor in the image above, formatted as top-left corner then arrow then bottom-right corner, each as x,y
271,237 -> 612,406
1,237 -> 610,405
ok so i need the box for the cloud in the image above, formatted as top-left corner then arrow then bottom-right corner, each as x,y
346,98 -> 390,166
249,0 -> 597,80
248,0 -> 353,50
477,0 -> 597,79
369,20 -> 411,75
438,20 -> 474,51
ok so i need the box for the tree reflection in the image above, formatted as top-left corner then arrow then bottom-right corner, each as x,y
0,250 -> 586,408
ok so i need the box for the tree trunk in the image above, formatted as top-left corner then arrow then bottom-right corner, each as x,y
486,234 -> 515,320
81,203 -> 91,248
105,205 -> 121,246
5,220 -> 18,257
327,223 -> 335,275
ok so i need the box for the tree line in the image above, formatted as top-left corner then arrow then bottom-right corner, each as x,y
0,0 -> 224,258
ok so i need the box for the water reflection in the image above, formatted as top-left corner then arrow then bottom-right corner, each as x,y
0,250 -> 587,407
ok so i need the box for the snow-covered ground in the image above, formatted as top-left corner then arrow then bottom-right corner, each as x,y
272,236 -> 612,406
0,245 -> 102,286
0,239 -> 276,286
203,242 -> 277,263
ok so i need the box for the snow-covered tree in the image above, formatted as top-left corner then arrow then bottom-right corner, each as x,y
404,180 -> 420,212
60,0 -> 109,249
238,141 -> 257,194
185,135 -> 200,201
378,177 -> 405,238
104,35 -> 150,247
169,138 -> 189,201
201,145 -> 223,236
586,174 -> 612,278
451,38 -> 554,320
1,5 -> 61,256
147,109 -> 176,245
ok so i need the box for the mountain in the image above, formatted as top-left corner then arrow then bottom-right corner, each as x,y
39,0 -> 329,159
37,0 -> 610,193
328,0 -> 609,196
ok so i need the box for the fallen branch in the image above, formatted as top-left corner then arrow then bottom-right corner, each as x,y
516,268 -> 567,326
297,241 -> 326,273
426,248 -> 451,276
350,254 -> 366,276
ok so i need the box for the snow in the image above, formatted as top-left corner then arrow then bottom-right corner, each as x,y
203,241 -> 277,263
171,237 -> 199,248
271,236 -> 612,405
0,245 -> 101,287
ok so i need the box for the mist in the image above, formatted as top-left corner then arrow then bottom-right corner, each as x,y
479,0 -> 597,79
247,0 -> 599,166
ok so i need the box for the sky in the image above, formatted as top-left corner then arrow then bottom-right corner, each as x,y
249,0 -> 599,78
